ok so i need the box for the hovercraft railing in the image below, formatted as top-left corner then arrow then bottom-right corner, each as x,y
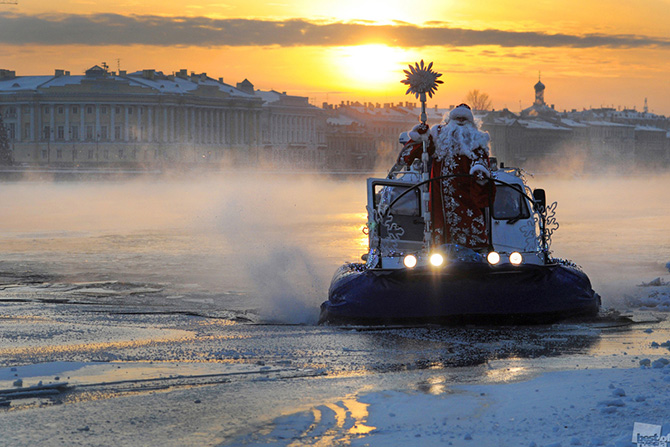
376,174 -> 550,265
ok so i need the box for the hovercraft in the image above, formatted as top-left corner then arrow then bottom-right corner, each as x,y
318,162 -> 601,325
319,61 -> 599,325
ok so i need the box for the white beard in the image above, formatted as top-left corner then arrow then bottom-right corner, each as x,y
433,120 -> 490,161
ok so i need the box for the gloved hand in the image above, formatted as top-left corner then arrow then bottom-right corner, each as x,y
409,123 -> 431,142
470,162 -> 491,185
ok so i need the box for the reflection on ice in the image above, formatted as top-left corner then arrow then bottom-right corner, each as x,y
231,396 -> 376,445
0,361 -> 291,390
416,375 -> 448,395
484,365 -> 530,384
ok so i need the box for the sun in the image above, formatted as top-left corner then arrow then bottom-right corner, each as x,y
332,44 -> 412,91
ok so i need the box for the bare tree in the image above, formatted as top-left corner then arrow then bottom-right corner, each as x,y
465,90 -> 492,111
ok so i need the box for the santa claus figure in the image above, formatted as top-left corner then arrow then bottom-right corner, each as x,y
403,104 -> 494,249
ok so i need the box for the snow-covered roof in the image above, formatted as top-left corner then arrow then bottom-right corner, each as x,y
584,120 -> 633,127
559,119 -> 589,128
0,69 -> 255,99
255,90 -> 282,104
0,76 -> 54,91
634,125 -> 667,132
123,72 -> 195,94
521,103 -> 559,117
39,75 -> 95,89
350,105 -> 408,119
520,119 -> 570,131
124,71 -> 254,98
327,115 -> 358,126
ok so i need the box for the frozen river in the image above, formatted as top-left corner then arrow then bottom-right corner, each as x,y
0,171 -> 669,446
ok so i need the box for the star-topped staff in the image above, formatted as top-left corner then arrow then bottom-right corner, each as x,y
401,60 -> 442,249
401,60 -> 443,124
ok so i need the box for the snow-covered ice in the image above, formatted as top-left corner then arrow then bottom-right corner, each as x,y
351,367 -> 670,446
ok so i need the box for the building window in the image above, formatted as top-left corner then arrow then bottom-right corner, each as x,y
70,125 -> 79,140
7,123 -> 15,140
43,126 -> 51,140
57,126 -> 65,140
87,106 -> 93,114
114,126 -> 121,140
72,106 -> 78,114
23,123 -> 30,139
58,106 -> 64,114
44,106 -> 50,115
128,108 -> 133,115
101,106 -> 107,114
86,125 -> 94,140
56,149 -> 62,159
115,107 -> 121,114
100,126 -> 108,140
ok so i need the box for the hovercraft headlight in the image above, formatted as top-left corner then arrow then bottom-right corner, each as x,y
487,251 -> 501,265
510,252 -> 523,265
403,254 -> 417,268
429,253 -> 444,267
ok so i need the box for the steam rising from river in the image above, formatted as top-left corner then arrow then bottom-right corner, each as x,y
0,171 -> 667,322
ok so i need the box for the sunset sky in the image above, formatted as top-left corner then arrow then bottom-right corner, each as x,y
1,0 -> 670,114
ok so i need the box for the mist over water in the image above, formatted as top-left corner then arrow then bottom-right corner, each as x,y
0,173 -> 366,323
0,171 -> 667,321
535,173 -> 670,308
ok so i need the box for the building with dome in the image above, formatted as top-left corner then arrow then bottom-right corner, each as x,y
520,76 -> 559,118
482,76 -> 669,169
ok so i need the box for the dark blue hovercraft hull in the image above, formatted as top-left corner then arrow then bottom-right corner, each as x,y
319,262 -> 600,325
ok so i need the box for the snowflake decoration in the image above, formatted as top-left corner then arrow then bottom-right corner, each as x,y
520,214 -> 542,251
401,60 -> 443,99
542,201 -> 560,241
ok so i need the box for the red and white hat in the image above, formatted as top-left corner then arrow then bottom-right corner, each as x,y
448,103 -> 474,124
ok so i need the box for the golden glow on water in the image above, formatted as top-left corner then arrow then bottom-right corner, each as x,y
357,214 -> 370,252
0,332 -> 249,358
341,399 -> 376,435
195,319 -> 239,327
423,375 -> 447,395
358,224 -> 369,250
485,364 -> 529,383
0,334 -> 191,357
268,393 -> 375,446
